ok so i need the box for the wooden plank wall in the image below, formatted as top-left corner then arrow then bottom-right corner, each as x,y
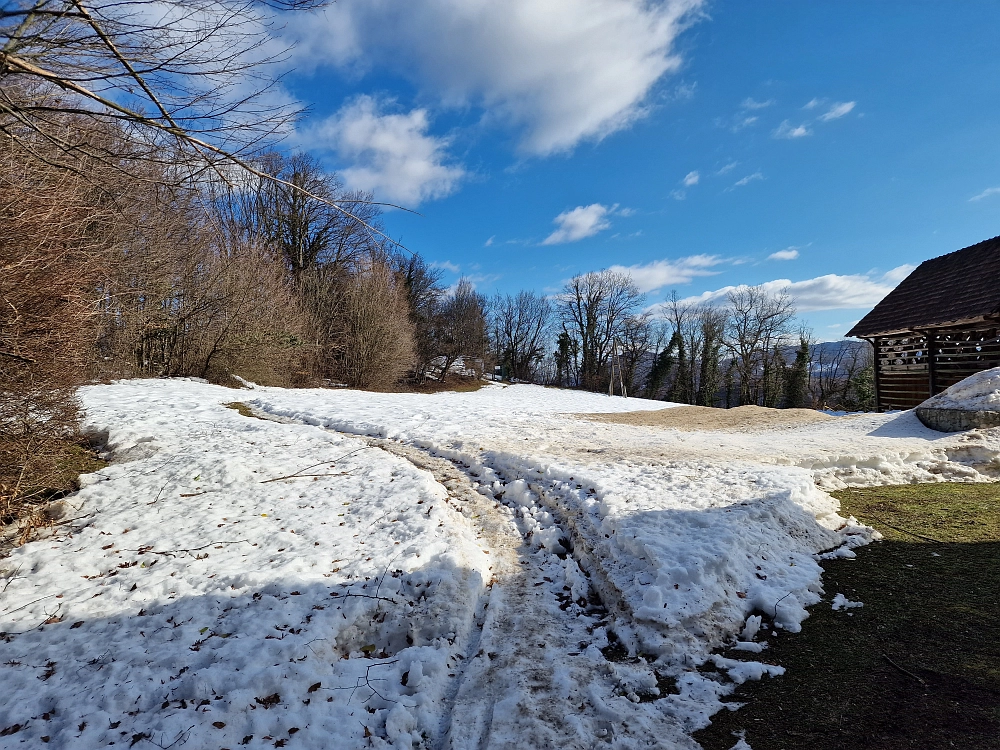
876,335 -> 929,410
875,326 -> 1000,411
933,326 -> 1000,390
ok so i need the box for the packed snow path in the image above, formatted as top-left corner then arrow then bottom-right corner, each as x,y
366,439 -> 706,750
1,379 -> 998,750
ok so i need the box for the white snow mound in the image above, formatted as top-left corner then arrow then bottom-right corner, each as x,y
920,366 -> 1000,411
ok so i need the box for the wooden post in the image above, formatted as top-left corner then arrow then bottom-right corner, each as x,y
608,340 -> 615,397
869,337 -> 883,413
925,330 -> 938,398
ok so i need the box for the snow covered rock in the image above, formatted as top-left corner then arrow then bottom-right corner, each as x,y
916,366 -> 1000,431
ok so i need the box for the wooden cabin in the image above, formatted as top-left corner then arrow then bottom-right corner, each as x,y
847,235 -> 1000,411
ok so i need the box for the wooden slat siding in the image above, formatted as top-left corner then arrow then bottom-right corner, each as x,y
872,327 -> 1000,412
930,328 -> 1000,398
875,335 -> 931,410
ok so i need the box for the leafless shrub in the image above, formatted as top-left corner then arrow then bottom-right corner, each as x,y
326,260 -> 415,390
0,126 -> 111,537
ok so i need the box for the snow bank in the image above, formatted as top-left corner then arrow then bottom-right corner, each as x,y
920,366 -> 1000,411
0,380 -> 491,749
4,379 -> 998,749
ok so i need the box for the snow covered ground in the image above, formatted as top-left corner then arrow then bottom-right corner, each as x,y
1,379 -> 998,749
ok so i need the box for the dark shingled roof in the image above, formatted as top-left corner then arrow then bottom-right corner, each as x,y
848,235 -> 1000,337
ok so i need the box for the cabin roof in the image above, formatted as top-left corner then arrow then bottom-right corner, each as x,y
848,235 -> 1000,337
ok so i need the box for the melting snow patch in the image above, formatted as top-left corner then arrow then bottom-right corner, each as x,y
831,593 -> 864,611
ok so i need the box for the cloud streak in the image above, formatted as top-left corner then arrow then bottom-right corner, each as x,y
730,171 -> 763,189
819,101 -> 856,121
767,247 -> 800,261
970,187 -> 1000,202
773,120 -> 811,139
679,265 -> 915,312
608,254 -> 724,293
741,97 -> 775,110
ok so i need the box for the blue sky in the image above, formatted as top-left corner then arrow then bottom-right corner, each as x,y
276,0 -> 1000,339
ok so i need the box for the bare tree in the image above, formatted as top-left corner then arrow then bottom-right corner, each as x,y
724,285 -> 796,406
616,313 -> 654,396
433,279 -> 488,381
2,1 -> 312,172
216,152 -> 383,280
559,270 -> 644,392
696,306 -> 728,406
393,253 -> 445,383
1,123 -> 116,535
553,326 -> 580,387
643,322 -> 676,399
0,0 -> 407,256
491,290 -> 551,382
808,339 -> 875,410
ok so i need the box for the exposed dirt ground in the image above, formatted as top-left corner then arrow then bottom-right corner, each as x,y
578,404 -> 836,432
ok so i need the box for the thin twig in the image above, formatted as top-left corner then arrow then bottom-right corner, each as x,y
773,592 -> 792,620
0,593 -> 57,617
0,350 -> 34,363
260,472 -> 349,484
259,447 -> 367,484
122,539 -> 252,558
2,53 -> 419,253
882,652 -> 927,687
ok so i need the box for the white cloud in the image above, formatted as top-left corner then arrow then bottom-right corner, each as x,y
683,170 -> 700,186
730,172 -> 763,189
715,161 -> 739,175
484,236 -> 495,247
542,204 -> 613,245
741,97 -> 775,110
680,269 -> 908,312
818,101 -> 856,121
773,120 -> 811,139
431,260 -> 461,273
880,263 -> 916,284
768,247 -> 800,261
302,96 -> 464,205
803,98 -> 822,110
970,187 -> 1000,202
608,254 -> 724,293
288,0 -> 705,156
669,189 -> 686,201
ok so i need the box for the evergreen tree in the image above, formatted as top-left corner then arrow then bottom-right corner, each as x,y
783,337 -> 810,408
644,333 -> 678,398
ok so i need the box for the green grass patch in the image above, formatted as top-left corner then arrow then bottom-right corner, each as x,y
695,482 -> 1000,750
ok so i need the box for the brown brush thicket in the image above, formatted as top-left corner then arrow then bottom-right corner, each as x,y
0,126 -> 113,536
329,260 -> 416,389
92,197 -> 317,388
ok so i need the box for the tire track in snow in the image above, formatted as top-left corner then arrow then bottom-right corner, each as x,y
364,438 -> 702,750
